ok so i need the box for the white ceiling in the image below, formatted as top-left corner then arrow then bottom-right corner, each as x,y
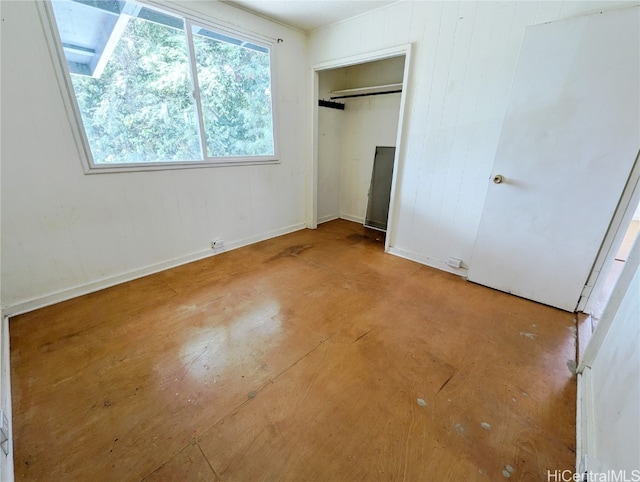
224,0 -> 398,32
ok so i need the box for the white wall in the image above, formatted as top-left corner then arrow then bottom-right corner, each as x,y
310,0 -> 638,271
340,94 -> 401,223
317,107 -> 343,223
323,55 -> 405,92
1,0 -> 309,313
317,94 -> 401,224
317,57 -> 404,225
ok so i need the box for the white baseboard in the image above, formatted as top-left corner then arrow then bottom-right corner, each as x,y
317,214 -> 339,224
0,317 -> 14,482
576,371 -> 584,473
3,222 -> 306,318
387,247 -> 469,277
576,367 -> 595,474
339,213 -> 364,224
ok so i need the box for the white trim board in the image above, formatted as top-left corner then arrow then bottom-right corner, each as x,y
340,214 -> 365,224
579,151 -> 640,313
579,234 -> 640,372
317,214 -> 340,224
0,316 -> 14,482
2,223 -> 306,318
576,369 -> 595,475
575,233 -> 640,474
387,247 -> 469,277
313,45 -> 412,71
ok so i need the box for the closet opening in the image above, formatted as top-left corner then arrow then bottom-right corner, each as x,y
310,45 -> 411,252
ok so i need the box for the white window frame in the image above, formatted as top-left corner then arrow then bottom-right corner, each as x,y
39,0 -> 280,173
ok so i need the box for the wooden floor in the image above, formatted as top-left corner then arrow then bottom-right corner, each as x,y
10,220 -> 577,481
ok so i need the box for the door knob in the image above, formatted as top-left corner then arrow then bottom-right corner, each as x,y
493,174 -> 504,184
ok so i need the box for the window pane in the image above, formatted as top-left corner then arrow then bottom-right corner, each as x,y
192,26 -> 275,158
52,1 -> 202,164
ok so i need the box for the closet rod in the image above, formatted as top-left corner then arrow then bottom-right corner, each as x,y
318,99 -> 345,110
330,89 -> 402,100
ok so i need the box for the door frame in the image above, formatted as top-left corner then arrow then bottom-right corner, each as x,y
576,222 -> 640,474
577,150 -> 640,312
308,44 -> 412,253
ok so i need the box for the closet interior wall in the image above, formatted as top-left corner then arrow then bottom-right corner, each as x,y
317,57 -> 405,225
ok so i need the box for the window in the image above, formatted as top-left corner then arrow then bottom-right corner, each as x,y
48,0 -> 277,170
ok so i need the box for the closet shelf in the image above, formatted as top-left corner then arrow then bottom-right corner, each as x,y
329,83 -> 402,100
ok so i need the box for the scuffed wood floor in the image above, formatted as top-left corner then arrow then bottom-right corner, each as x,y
10,219 -> 576,481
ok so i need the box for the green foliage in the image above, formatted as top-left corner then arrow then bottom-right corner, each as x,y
71,16 -> 274,164
193,31 -> 274,157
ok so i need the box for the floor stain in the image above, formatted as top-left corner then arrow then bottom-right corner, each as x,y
481,422 -> 491,430
416,398 -> 428,407
267,245 -> 313,262
519,331 -> 536,340
345,233 -> 368,244
454,423 -> 464,433
345,232 -> 384,245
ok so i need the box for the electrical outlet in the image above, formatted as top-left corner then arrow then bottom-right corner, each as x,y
446,257 -> 463,269
211,239 -> 224,250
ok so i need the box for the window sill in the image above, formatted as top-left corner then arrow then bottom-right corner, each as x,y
83,158 -> 281,174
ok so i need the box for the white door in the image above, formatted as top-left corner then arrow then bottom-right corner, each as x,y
468,7 -> 640,311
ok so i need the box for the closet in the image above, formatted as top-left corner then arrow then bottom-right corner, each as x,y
316,56 -> 405,233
